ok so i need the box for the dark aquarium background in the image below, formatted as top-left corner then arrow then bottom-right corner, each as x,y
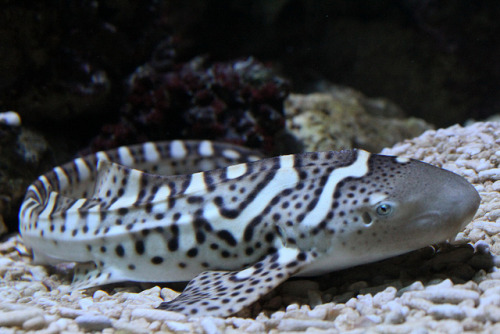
1,0 -> 500,231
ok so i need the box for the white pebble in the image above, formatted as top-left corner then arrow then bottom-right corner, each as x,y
21,282 -> 47,297
475,159 -> 493,172
336,308 -> 365,329
35,297 -> 58,307
373,287 -> 397,306
428,304 -> 466,320
113,321 -> 150,334
460,168 -> 478,180
22,315 -> 47,330
401,296 -> 433,311
307,307 -> 327,320
0,287 -> 21,303
148,320 -> 161,331
160,287 -> 180,300
355,294 -> 374,315
480,293 -> 500,307
428,318 -> 464,334
240,321 -> 265,332
277,318 -> 336,331
468,228 -> 487,241
0,309 -> 44,327
200,317 -> 223,334
131,308 -> 187,322
229,318 -> 266,332
474,184 -> 485,191
428,279 -> 453,289
427,288 -> 480,305
491,180 -> 500,191
28,266 -> 48,281
78,297 -> 94,310
45,318 -> 71,332
484,305 -> 500,322
487,209 -> 500,221
166,321 -> 194,332
478,168 -> 500,181
93,290 -> 109,300
345,297 -> 358,309
270,310 -> 285,321
0,257 -> 13,267
0,111 -> 21,126
477,132 -> 495,145
365,314 -> 383,324
382,300 -> 407,314
473,221 -> 500,235
377,323 -> 428,334
396,281 -> 425,297
457,145 -> 482,156
462,305 -> 486,322
478,279 -> 500,291
75,314 -> 112,331
58,307 -> 85,319
384,309 -> 406,324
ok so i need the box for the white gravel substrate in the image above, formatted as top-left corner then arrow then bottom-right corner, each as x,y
1,121 -> 500,333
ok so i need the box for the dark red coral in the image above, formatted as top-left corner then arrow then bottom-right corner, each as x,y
90,40 -> 289,153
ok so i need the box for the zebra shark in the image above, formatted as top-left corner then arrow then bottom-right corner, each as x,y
19,140 -> 480,317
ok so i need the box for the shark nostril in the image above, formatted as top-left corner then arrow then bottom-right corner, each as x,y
362,212 -> 373,225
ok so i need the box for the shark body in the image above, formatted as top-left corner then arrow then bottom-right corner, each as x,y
19,140 -> 480,316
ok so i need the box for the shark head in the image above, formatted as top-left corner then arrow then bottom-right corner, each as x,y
358,154 -> 479,248
295,150 -> 481,275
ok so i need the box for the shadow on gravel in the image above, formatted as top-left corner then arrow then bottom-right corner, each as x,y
48,242 -> 496,318
256,243 -> 496,312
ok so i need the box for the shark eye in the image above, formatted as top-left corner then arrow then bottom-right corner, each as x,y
376,203 -> 393,216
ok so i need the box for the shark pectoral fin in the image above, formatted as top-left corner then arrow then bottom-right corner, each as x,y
157,247 -> 317,317
72,262 -> 123,289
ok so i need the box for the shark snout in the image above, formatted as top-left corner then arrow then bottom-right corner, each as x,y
400,161 -> 481,241
445,177 -> 480,231
427,169 -> 481,237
